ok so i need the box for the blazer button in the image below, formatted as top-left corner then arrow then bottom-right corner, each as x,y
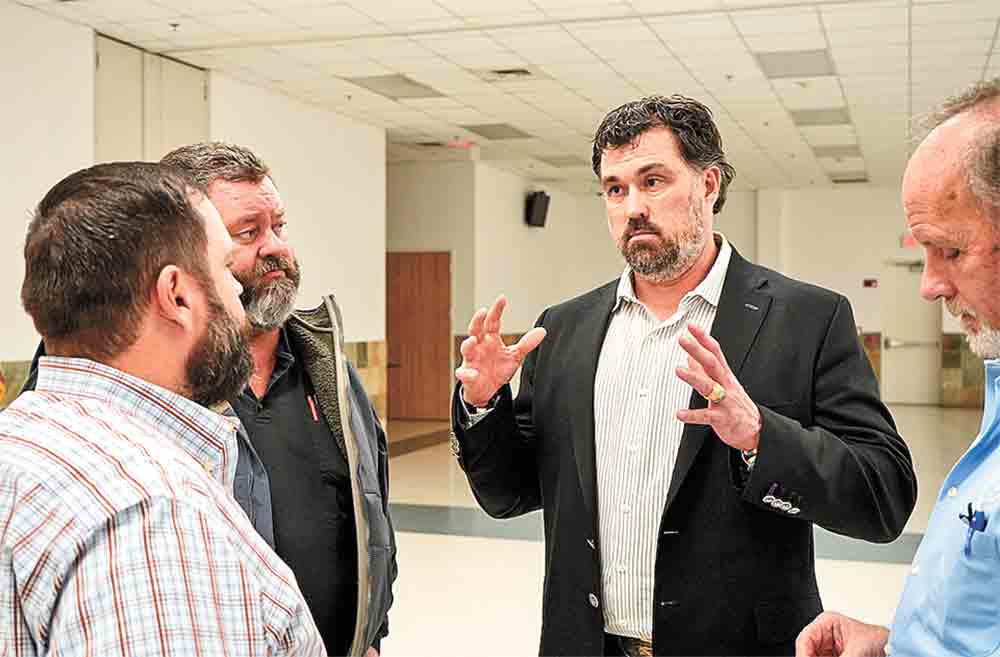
588,594 -> 600,608
659,600 -> 680,608
587,539 -> 596,550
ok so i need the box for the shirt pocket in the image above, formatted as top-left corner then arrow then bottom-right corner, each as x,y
940,519 -> 1000,657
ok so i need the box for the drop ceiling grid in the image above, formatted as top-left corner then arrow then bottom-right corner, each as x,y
17,0 -> 1000,192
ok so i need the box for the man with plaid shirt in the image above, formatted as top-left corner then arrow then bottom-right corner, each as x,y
0,162 -> 325,656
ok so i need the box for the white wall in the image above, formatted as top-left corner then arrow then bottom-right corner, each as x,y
473,164 -> 623,333
386,161 -> 475,335
757,185 -> 910,332
0,4 -> 94,359
209,74 -> 386,342
714,190 -> 757,262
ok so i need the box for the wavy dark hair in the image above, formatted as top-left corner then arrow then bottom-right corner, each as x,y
592,95 -> 736,214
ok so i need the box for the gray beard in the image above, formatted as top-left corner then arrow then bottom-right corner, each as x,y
245,279 -> 298,333
947,300 -> 1000,359
966,326 -> 1000,360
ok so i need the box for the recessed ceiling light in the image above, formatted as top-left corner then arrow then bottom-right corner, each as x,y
344,74 -> 444,100
790,107 -> 851,126
756,50 -> 835,79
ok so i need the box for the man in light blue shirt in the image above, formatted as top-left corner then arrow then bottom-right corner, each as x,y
796,77 -> 1000,656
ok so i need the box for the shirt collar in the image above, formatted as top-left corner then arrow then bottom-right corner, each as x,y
273,327 -> 295,379
35,356 -> 238,489
981,358 -> 1000,436
614,232 -> 733,313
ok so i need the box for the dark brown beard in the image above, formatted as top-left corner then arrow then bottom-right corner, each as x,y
185,290 -> 253,406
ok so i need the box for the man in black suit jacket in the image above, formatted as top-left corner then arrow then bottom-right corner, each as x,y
451,96 -> 917,656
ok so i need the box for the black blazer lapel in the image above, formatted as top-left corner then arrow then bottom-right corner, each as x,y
569,282 -> 619,526
664,250 -> 773,511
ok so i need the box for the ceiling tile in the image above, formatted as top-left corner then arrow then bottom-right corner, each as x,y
732,8 -> 821,34
201,11 -> 303,38
538,3 -> 634,20
826,25 -> 908,46
278,5 -> 378,32
744,31 -> 827,52
912,22 -> 997,41
151,0 -> 256,14
436,0 -> 540,15
566,19 -> 660,44
820,4 -> 907,30
819,155 -> 866,172
351,0 -> 454,22
772,76 -> 845,111
646,13 -> 738,40
417,33 -> 503,54
911,1 -> 1000,24
472,11 -> 553,26
341,37 -> 434,59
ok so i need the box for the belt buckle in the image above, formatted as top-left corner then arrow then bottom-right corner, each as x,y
621,637 -> 653,657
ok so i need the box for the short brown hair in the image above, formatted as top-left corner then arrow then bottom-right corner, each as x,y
22,162 -> 210,360
161,141 -> 270,189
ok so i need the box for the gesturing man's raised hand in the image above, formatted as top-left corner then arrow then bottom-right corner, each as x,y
455,295 -> 546,408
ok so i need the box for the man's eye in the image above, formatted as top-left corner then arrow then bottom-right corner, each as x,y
238,228 -> 258,241
605,185 -> 623,198
943,247 -> 961,260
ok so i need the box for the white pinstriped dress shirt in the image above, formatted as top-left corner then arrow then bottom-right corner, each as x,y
0,357 -> 326,656
595,235 -> 732,641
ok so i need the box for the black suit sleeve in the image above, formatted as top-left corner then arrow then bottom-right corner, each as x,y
449,311 -> 547,519
738,296 -> 917,542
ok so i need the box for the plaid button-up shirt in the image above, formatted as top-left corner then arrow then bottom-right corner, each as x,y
0,357 -> 326,656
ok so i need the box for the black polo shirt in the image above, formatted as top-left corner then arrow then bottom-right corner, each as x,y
231,330 -> 358,656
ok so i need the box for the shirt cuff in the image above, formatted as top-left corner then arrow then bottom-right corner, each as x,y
457,385 -> 499,429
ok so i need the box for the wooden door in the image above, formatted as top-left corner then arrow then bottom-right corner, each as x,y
386,252 -> 451,419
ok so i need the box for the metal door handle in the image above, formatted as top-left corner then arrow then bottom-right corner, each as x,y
387,361 -> 401,369
883,337 -> 941,349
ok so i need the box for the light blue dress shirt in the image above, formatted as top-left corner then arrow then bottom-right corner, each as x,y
889,359 -> 1000,657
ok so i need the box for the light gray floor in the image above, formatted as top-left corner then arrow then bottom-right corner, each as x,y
381,403 -> 983,655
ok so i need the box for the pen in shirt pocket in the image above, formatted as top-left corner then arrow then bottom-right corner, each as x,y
959,502 -> 988,556
306,394 -> 320,423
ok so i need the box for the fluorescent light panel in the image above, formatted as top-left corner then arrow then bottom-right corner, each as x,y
756,50 -> 835,79
791,107 -> 852,126
344,74 -> 444,100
